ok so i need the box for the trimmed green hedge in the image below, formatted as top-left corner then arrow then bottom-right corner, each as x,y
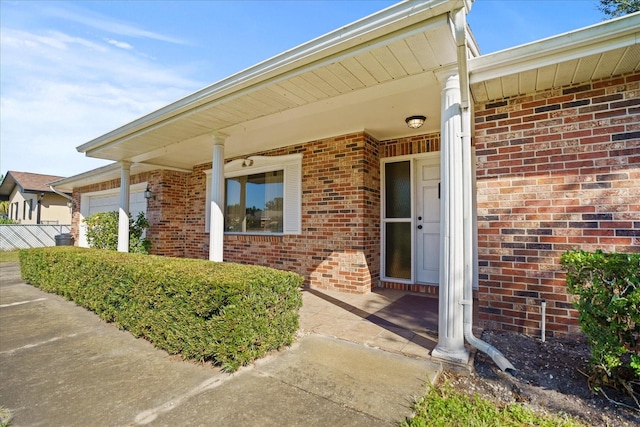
19,247 -> 303,371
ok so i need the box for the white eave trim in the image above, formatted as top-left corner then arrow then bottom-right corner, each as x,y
50,162 -> 191,192
51,163 -> 123,190
77,0 -> 466,156
469,11 -> 640,84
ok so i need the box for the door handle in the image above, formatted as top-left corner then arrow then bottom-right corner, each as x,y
417,225 -> 423,229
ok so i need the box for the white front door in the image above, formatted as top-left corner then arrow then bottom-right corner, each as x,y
416,158 -> 440,283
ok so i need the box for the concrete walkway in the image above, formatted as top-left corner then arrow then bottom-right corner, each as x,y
0,262 -> 445,426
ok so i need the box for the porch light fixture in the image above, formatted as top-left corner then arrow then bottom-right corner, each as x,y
405,115 -> 426,129
242,159 -> 254,167
144,185 -> 155,200
66,199 -> 74,209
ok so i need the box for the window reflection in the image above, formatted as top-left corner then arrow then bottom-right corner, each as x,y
225,170 -> 284,233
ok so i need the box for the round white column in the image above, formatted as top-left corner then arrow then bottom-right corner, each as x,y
209,134 -> 226,262
117,161 -> 131,253
432,74 -> 469,364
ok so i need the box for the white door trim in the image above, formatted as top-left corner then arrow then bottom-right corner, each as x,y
380,151 -> 440,284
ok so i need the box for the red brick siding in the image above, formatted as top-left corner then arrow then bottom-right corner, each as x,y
146,170 -> 190,257
217,132 -> 381,293
380,133 -> 440,158
474,71 -> 640,337
161,133 -> 381,293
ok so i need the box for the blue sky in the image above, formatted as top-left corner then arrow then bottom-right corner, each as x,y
0,0 -> 607,177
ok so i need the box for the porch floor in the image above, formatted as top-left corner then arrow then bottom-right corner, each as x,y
300,287 -> 480,361
300,288 -> 481,359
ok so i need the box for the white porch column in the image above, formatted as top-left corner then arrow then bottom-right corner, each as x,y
432,74 -> 470,364
209,134 -> 226,262
117,161 -> 131,253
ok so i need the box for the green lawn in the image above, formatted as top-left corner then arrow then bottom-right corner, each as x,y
0,250 -> 19,263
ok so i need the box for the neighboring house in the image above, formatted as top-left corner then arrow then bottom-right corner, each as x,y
51,0 -> 639,364
0,171 -> 72,225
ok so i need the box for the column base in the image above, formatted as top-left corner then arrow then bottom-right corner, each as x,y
432,345 -> 470,365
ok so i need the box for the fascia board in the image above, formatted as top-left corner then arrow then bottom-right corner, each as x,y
77,0 -> 463,156
50,163 -> 122,192
50,161 -> 191,192
469,12 -> 640,84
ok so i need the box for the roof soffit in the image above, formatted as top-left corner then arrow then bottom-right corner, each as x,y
79,0 -> 467,163
469,12 -> 640,102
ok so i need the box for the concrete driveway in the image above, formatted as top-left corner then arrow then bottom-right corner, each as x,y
0,262 -> 442,426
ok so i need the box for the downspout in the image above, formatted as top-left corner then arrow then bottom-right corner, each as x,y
36,193 -> 43,225
49,185 -> 73,202
49,185 -> 73,233
454,6 -> 516,374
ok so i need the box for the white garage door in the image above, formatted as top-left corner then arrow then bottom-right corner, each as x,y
87,191 -> 146,219
79,184 -> 148,248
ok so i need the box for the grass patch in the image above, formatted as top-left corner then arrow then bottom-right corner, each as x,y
0,250 -> 19,263
401,381 -> 584,427
0,406 -> 12,427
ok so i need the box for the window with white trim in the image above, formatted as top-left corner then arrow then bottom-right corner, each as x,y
205,154 -> 302,235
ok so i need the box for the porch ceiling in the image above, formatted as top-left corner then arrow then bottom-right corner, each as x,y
79,1 -> 468,172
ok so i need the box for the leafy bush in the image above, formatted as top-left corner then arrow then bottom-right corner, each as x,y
83,211 -> 151,254
561,250 -> 639,402
19,247 -> 303,371
0,217 -> 16,224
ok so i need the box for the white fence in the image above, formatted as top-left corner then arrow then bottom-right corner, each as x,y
0,225 -> 72,251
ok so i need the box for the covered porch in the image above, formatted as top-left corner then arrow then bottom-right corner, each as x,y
52,0 -> 485,367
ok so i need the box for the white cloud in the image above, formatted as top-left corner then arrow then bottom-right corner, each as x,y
42,4 -> 188,45
105,38 -> 133,50
0,27 -> 202,177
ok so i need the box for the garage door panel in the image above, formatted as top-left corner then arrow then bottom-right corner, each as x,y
81,189 -> 147,248
88,192 -> 146,217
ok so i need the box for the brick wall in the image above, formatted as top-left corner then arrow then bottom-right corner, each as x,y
147,170 -> 190,257
169,132 -> 381,293
380,133 -> 440,158
220,132 -> 381,293
474,71 -> 640,337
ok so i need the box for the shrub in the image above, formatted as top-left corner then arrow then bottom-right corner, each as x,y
84,211 -> 151,254
561,250 -> 639,402
19,247 -> 303,371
